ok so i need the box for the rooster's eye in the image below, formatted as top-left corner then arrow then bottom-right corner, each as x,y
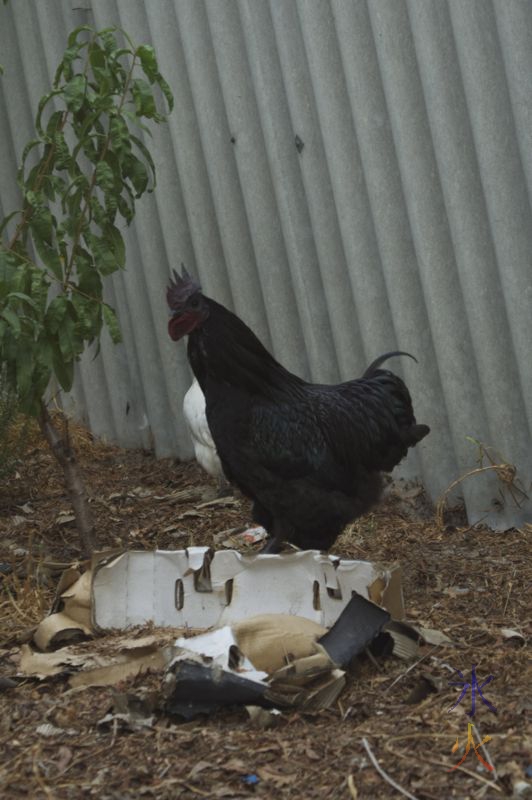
190,296 -> 200,308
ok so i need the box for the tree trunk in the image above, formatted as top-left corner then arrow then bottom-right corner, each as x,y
38,402 -> 97,556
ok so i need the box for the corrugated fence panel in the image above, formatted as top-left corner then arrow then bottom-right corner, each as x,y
0,0 -> 530,528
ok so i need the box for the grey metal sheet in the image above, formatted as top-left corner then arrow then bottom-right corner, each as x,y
0,0 -> 530,527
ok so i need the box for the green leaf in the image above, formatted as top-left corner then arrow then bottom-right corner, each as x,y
59,43 -> 84,79
89,195 -> 107,228
28,201 -> 54,244
109,115 -> 131,155
45,110 -> 65,139
71,291 -> 98,339
102,303 -> 121,344
52,344 -> 74,392
156,73 -> 174,113
45,295 -> 68,334
53,130 -> 71,171
38,334 -> 56,370
58,311 -> 79,360
84,231 -> 119,276
104,224 -> 125,268
95,160 -> 116,192
32,236 -> 63,281
0,249 -> 20,285
36,89 -> 62,137
42,174 -> 67,202
137,45 -> 174,112
6,292 -> 38,310
138,45 -> 159,80
130,134 -> 155,184
131,78 -> 157,119
1,307 -> 21,336
16,342 -> 35,399
64,74 -> 87,112
122,153 -> 149,197
104,191 -> 118,222
0,210 -> 21,236
89,41 -> 106,71
19,139 -> 42,174
100,29 -> 118,54
67,25 -> 93,48
116,193 -> 134,225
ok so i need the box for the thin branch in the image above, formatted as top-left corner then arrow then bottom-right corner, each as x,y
38,401 -> 96,554
384,646 -> 438,693
437,462 -> 527,526
361,738 -> 420,800
383,733 -> 503,793
346,773 -> 358,799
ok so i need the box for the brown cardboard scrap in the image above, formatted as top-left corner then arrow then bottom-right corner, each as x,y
19,633 -> 175,687
233,614 -> 327,673
266,644 -> 346,710
33,569 -> 94,651
19,644 -> 87,678
32,612 -> 93,652
69,647 -> 169,689
368,564 -> 404,620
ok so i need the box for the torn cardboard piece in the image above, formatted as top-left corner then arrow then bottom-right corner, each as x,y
33,569 -> 93,651
24,549 -> 419,717
19,632 -> 175,688
233,614 -> 327,673
163,593 -> 390,718
91,548 -> 403,630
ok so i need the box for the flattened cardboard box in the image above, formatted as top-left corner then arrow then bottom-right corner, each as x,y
91,548 -> 404,630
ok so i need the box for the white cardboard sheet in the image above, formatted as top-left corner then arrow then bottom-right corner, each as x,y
92,549 -> 403,631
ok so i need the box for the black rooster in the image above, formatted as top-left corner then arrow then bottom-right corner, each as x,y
167,268 -> 429,553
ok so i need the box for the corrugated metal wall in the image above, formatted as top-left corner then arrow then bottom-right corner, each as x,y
1,0 -> 531,529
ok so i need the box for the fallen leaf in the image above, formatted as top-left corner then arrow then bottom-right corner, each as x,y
130,486 -> 153,498
36,723 -> 76,737
177,511 -> 202,520
188,760 -> 213,779
222,758 -> 247,772
418,627 -> 453,646
56,513 -> 75,526
257,766 -> 296,786
56,746 -> 73,773
213,786 -> 240,798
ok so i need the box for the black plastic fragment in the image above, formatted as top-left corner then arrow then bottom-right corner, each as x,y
163,659 -> 272,720
317,592 -> 390,667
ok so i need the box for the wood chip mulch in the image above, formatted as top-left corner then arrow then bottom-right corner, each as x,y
0,421 -> 530,799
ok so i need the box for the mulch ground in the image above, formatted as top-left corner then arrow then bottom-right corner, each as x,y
0,419 -> 530,799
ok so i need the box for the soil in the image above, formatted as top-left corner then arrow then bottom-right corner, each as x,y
0,421 -> 530,799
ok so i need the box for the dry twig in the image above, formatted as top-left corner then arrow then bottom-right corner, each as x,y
383,733 -> 503,793
346,772 -> 358,799
361,737 -> 420,800
385,646 -> 438,693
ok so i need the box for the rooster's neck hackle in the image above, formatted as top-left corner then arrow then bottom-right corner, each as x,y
188,298 -> 304,399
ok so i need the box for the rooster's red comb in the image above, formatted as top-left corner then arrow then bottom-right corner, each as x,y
167,265 -> 201,309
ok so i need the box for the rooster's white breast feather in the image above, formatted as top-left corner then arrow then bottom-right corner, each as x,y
183,377 -> 225,481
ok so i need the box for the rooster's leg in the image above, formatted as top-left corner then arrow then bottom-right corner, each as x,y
260,519 -> 291,554
260,536 -> 282,554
